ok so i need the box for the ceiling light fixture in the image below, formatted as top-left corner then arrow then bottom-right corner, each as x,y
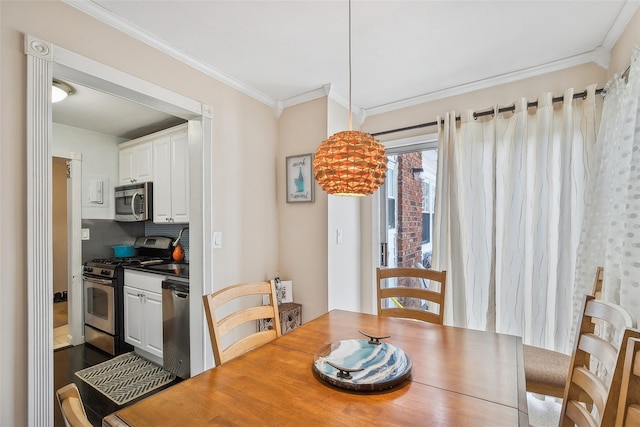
52,78 -> 75,103
312,0 -> 387,196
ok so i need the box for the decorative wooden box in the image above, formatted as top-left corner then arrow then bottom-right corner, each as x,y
258,302 -> 302,334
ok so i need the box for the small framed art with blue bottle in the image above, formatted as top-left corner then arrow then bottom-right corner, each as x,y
286,153 -> 314,203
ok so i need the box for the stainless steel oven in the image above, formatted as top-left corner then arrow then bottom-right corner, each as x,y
84,276 -> 115,335
82,262 -> 132,355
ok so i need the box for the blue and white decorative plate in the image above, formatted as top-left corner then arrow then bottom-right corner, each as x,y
312,339 -> 412,391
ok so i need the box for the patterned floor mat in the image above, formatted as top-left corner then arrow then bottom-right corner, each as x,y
75,352 -> 175,405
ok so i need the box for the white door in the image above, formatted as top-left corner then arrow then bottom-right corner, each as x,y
153,135 -> 172,222
133,142 -> 154,183
123,286 -> 144,347
170,129 -> 190,223
119,148 -> 135,185
143,290 -> 164,358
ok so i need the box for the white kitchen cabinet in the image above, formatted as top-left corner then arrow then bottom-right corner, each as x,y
142,289 -> 163,355
123,286 -> 144,348
153,125 -> 189,223
119,141 -> 153,185
123,270 -> 164,359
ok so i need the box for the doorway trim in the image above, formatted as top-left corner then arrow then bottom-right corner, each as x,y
25,34 -> 213,425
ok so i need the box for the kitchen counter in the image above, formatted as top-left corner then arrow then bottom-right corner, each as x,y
124,263 -> 189,279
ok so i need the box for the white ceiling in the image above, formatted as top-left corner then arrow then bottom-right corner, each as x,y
52,83 -> 186,139
55,0 -> 639,138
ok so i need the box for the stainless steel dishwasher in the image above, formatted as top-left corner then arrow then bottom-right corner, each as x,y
162,279 -> 190,379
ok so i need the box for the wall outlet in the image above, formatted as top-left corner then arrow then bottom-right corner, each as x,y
336,229 -> 343,245
81,228 -> 90,240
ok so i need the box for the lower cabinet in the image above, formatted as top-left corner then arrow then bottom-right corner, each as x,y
123,270 -> 164,359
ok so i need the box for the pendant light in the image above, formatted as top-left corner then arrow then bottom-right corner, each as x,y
312,0 -> 387,196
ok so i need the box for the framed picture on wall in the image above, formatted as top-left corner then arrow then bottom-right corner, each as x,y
286,153 -> 314,203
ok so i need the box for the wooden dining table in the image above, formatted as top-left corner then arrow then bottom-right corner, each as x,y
103,310 -> 528,426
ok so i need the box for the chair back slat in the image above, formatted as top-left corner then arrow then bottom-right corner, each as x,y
586,300 -> 635,333
203,281 -> 281,365
376,267 -> 446,325
578,333 -> 618,379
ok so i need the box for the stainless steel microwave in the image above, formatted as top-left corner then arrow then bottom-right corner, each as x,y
114,182 -> 153,222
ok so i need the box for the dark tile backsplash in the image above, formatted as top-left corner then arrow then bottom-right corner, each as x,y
145,222 -> 189,262
82,219 -> 144,262
81,219 -> 189,263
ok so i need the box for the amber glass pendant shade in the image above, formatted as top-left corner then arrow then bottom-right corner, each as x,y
313,130 -> 387,196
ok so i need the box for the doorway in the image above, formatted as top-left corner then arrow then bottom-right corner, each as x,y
380,144 -> 438,269
26,34 -> 213,424
52,157 -> 70,350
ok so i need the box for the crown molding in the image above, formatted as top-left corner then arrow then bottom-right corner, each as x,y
591,46 -> 611,69
602,1 -> 640,50
64,0 -> 276,108
275,84 -> 332,117
364,49 -> 606,117
65,0 -> 638,119
275,83 -> 366,124
325,85 -> 366,125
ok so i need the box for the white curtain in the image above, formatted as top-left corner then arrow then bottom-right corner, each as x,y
433,86 -> 597,353
573,51 -> 640,332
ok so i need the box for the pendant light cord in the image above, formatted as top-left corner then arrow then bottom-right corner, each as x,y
348,0 -> 353,131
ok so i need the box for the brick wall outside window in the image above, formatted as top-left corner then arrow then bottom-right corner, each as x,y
397,152 -> 423,269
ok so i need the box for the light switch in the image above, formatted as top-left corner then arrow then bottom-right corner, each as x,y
336,229 -> 343,245
81,228 -> 90,240
213,231 -> 222,249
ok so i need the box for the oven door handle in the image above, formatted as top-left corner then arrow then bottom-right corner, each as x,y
131,191 -> 141,220
83,275 -> 114,286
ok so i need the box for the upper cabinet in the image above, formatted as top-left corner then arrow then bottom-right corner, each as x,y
118,141 -> 153,185
118,123 -> 190,224
153,125 -> 189,224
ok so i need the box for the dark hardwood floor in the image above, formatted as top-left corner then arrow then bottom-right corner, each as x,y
54,344 -> 181,427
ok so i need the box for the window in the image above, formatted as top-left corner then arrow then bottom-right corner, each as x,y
381,147 -> 437,269
387,156 -> 397,230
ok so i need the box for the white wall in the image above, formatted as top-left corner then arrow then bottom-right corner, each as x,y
53,123 -> 126,219
326,97 -> 362,312
609,8 -> 640,77
278,98 -> 328,322
328,195 -> 361,311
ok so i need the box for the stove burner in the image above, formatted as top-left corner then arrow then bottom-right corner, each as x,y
86,256 -> 166,268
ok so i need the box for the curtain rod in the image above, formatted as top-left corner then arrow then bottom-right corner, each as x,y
370,87 -> 605,137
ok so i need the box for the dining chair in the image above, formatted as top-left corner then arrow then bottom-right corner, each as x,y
56,383 -> 93,427
203,281 -> 281,365
376,267 -> 446,325
559,295 -> 637,427
593,266 -> 604,300
615,337 -> 640,427
524,266 -> 605,398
